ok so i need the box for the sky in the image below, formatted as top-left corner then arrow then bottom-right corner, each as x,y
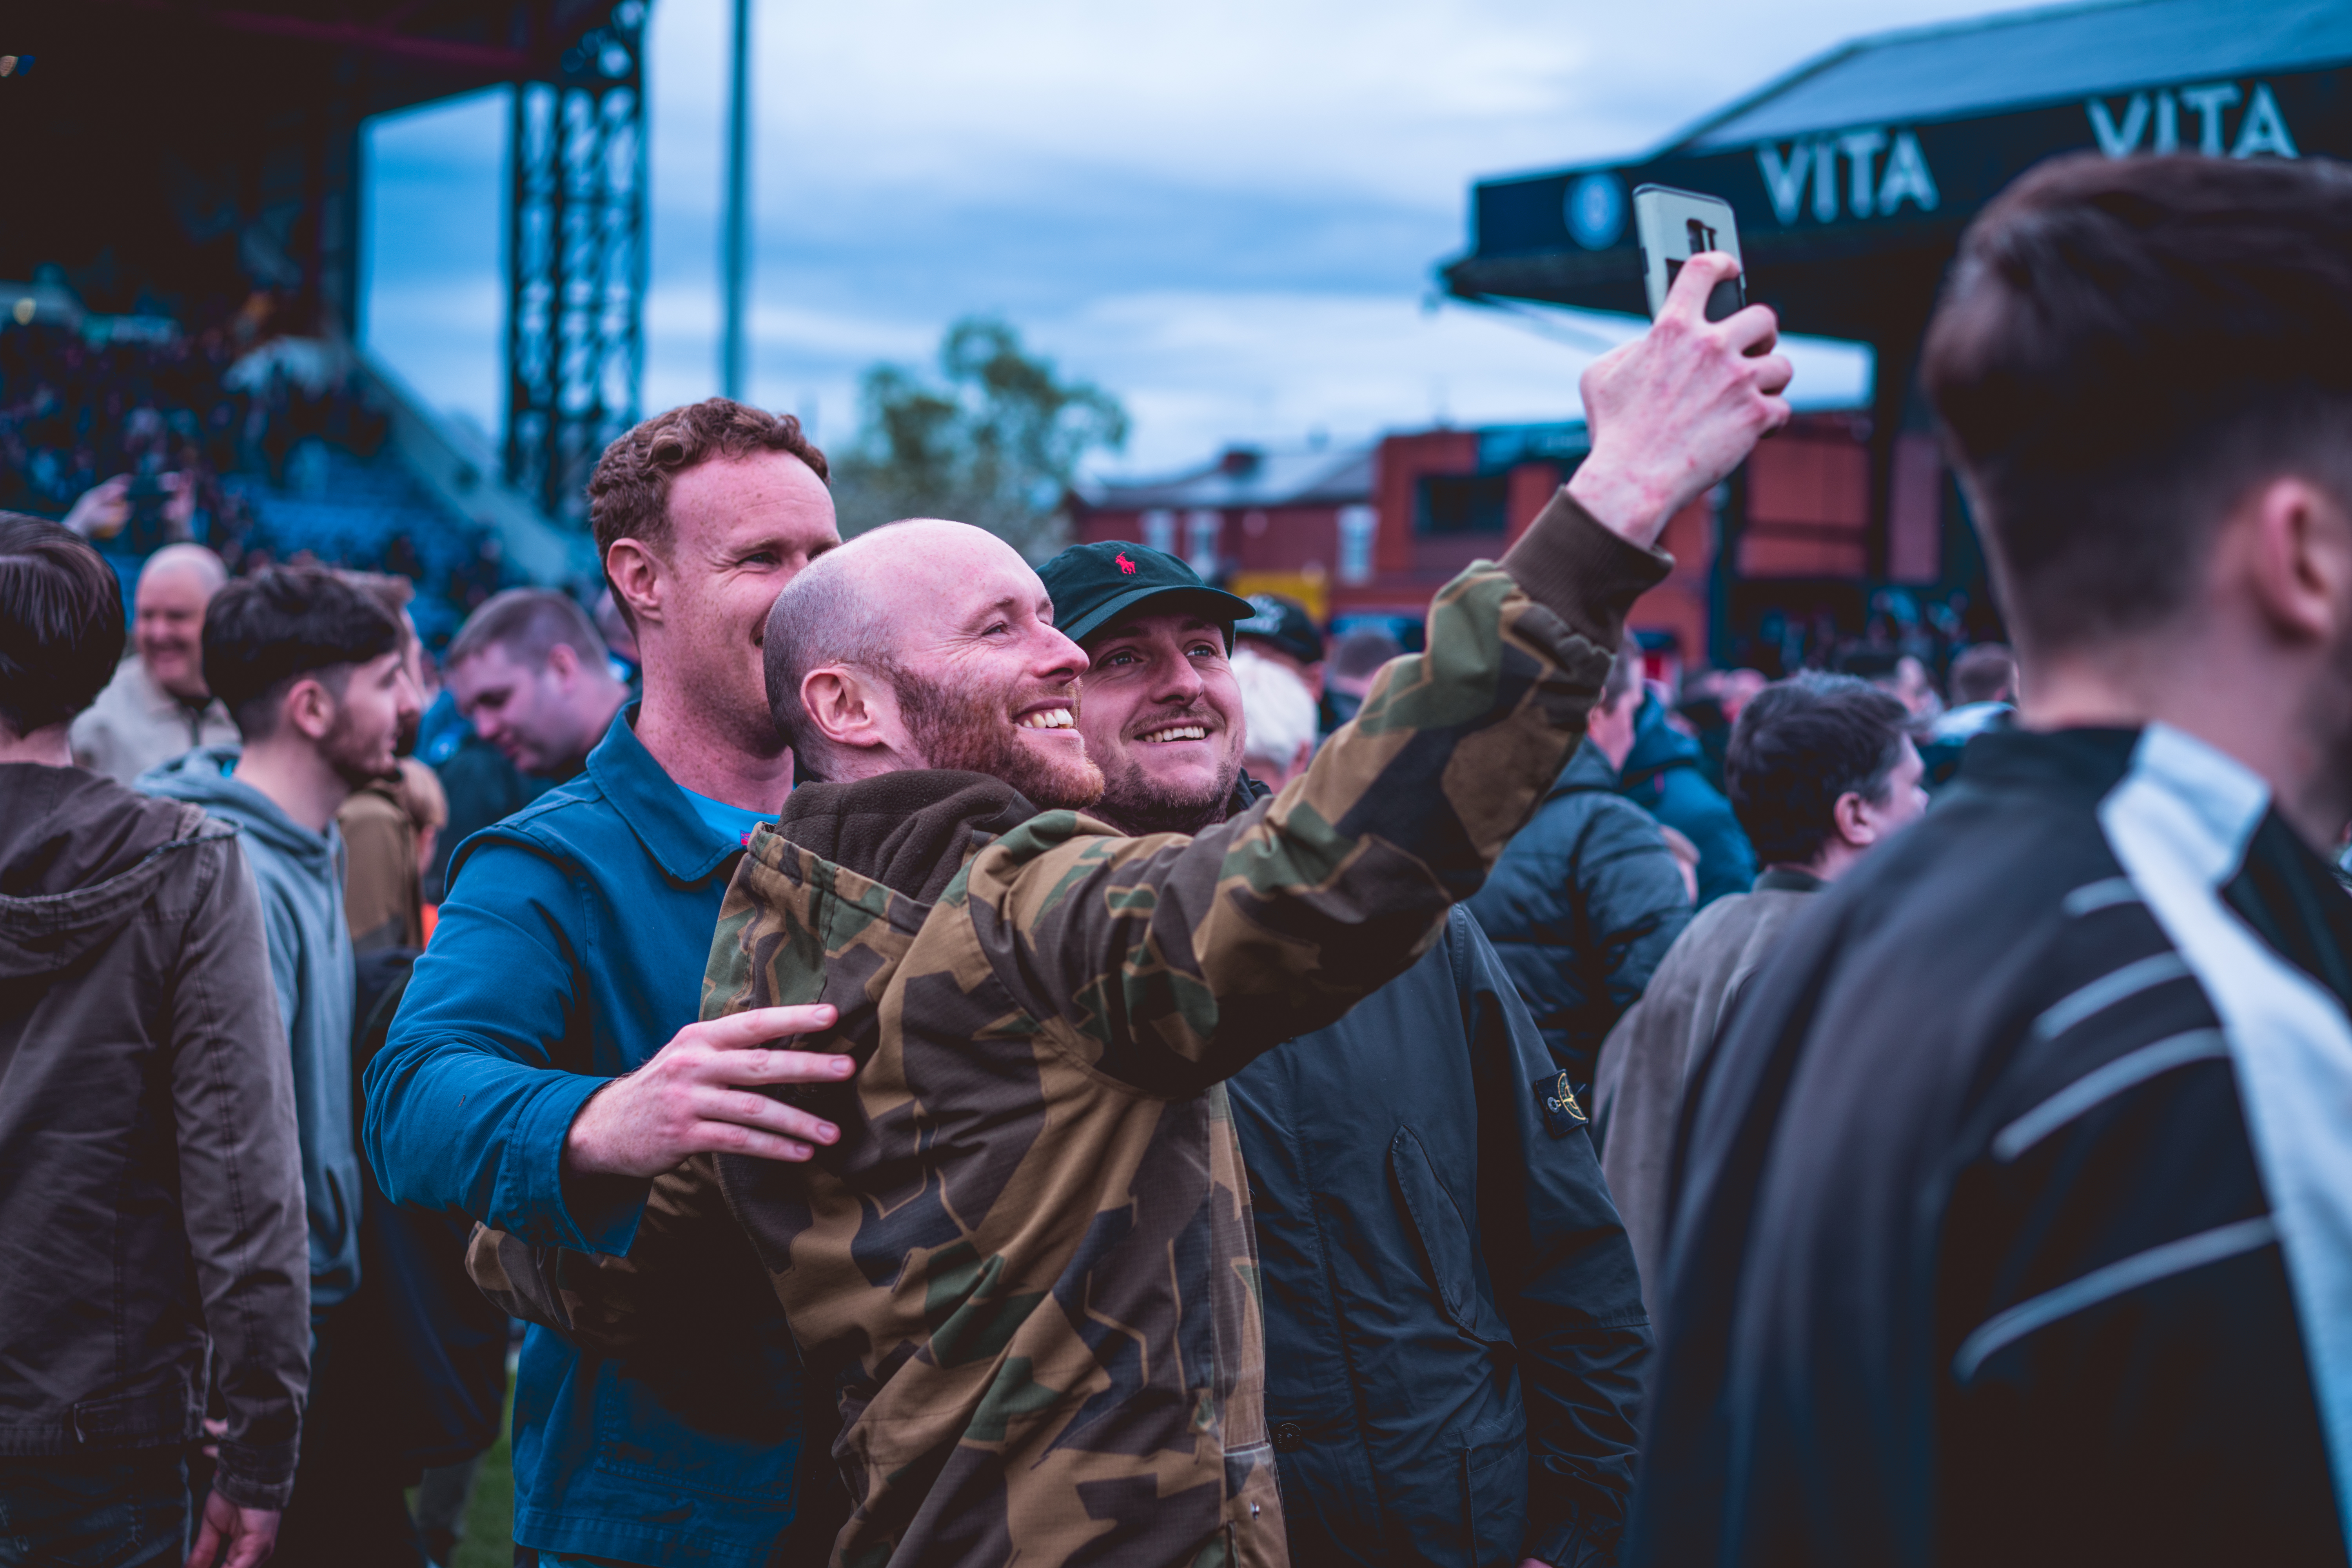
361,0 -> 2056,477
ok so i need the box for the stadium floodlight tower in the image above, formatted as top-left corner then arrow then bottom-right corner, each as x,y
505,0 -> 649,526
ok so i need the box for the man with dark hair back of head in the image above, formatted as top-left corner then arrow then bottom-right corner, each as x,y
1468,647 -> 1694,1084
69,542 -> 240,784
1921,641 -> 2022,787
1592,672 -> 1924,1310
365,398 -> 855,1568
1948,641 -> 2017,708
0,516 -> 309,1568
140,567 -> 421,1566
1634,154 -> 2352,1567
444,588 -> 630,780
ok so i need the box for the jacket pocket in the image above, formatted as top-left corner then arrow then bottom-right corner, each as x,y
1389,1127 -> 1513,1345
1463,1435 -> 1531,1568
71,1372 -> 195,1447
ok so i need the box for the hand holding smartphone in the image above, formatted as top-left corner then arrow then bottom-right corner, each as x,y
1633,184 -> 1745,322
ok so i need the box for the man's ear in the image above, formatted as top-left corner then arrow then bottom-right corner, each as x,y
544,641 -> 581,687
280,675 -> 336,744
800,666 -> 896,754
1829,788 -> 1876,850
2245,476 -> 2352,647
604,540 -> 664,631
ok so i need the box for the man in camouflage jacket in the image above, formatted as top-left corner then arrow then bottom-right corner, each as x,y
472,256 -> 1790,1567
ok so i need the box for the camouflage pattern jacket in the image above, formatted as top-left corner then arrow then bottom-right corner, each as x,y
473,490 -> 1670,1568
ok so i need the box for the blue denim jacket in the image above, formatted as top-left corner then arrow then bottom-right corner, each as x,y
365,707 -> 806,1568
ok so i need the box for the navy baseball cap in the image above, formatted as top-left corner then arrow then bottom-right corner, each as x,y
1232,593 -> 1325,667
1038,540 -> 1255,649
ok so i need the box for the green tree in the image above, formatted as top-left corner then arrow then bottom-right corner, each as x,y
831,316 -> 1129,559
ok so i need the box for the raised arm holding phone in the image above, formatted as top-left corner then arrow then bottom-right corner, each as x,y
467,255 -> 1788,1568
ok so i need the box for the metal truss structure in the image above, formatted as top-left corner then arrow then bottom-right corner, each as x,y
505,0 -> 648,525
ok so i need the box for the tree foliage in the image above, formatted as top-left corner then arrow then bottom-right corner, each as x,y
830,317 -> 1129,559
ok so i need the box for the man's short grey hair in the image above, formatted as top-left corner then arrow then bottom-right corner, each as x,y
140,543 -> 228,595
446,588 -> 607,673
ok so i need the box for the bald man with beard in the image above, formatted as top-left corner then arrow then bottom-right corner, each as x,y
471,256 -> 1789,1568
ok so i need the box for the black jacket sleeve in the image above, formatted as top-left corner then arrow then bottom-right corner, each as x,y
1458,914 -> 1652,1565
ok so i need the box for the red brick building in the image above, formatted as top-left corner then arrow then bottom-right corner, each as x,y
1068,411 -> 1897,674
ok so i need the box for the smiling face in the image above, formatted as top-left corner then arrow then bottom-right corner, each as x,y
135,563 -> 218,701
1075,607 -> 1243,837
618,449 -> 840,758
882,525 -> 1102,809
782,521 -> 1103,808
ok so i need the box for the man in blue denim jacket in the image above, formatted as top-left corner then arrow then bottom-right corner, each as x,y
365,399 -> 854,1568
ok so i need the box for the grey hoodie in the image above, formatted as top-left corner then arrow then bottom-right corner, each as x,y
142,744 -> 362,1310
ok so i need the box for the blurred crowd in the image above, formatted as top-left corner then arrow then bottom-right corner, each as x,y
0,312 -> 515,632
7,150 -> 2352,1568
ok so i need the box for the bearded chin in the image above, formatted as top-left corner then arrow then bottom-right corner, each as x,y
321,706 -> 395,788
898,675 -> 1105,811
1096,751 -> 1232,837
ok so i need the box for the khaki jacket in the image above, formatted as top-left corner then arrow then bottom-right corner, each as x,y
1589,869 -> 1823,1316
474,491 -> 1668,1567
69,657 -> 240,788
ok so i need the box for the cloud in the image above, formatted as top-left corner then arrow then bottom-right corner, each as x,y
364,0 -> 2038,475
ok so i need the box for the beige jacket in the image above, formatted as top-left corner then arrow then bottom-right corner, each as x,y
339,759 -> 448,951
69,657 -> 239,787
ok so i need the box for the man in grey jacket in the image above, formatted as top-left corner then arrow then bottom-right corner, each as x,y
143,566 -> 421,1566
68,543 -> 240,784
1590,672 -> 1926,1312
0,515 -> 309,1568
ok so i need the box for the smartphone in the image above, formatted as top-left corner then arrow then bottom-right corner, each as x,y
1633,184 -> 1744,321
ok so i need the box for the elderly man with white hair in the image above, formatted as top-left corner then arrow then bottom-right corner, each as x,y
70,543 -> 240,785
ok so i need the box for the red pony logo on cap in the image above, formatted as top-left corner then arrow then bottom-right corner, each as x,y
1115,552 -> 1136,574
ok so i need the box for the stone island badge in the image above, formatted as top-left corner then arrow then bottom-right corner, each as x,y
1537,1071 -> 1588,1138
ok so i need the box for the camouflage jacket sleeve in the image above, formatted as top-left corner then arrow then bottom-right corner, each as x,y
465,1150 -> 745,1359
964,489 -> 1670,1096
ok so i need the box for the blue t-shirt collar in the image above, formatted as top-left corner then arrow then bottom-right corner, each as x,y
586,702 -> 762,884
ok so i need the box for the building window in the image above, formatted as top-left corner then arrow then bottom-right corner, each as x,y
1185,510 -> 1221,577
1417,474 -> 1509,535
1142,509 -> 1176,555
1338,505 -> 1376,585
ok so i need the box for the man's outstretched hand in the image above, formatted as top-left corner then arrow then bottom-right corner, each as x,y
185,1492 -> 277,1568
1567,252 -> 1793,550
564,1005 -> 855,1179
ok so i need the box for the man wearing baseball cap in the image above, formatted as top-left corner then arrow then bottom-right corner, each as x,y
1232,591 -> 1344,731
1038,540 -> 1650,1568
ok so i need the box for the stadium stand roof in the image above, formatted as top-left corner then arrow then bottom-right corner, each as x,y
1442,0 -> 2352,338
4,1 -> 630,330
1673,0 -> 2352,150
